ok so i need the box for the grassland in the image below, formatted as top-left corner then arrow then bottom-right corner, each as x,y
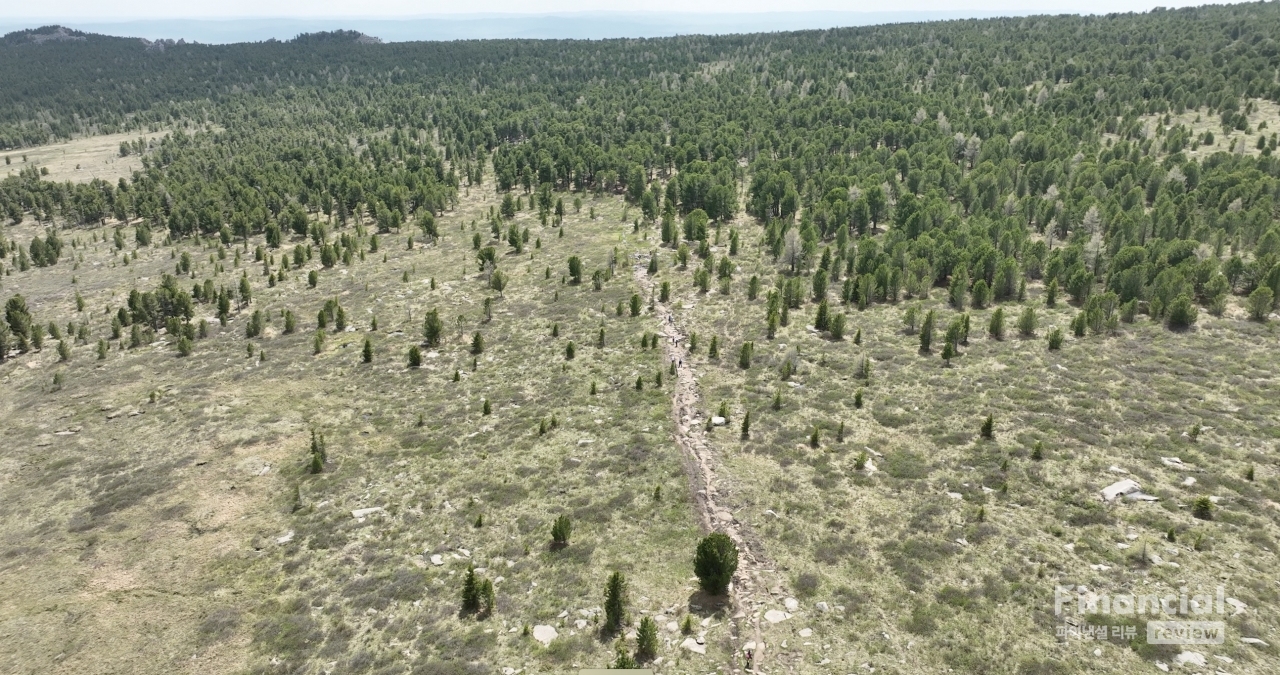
2,130 -> 168,184
2,155 -> 1280,675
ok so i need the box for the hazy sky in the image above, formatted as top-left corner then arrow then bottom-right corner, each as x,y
7,0 -> 1239,21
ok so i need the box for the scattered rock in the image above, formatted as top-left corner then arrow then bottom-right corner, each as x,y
666,621 -> 679,632
764,609 -> 789,623
276,531 -> 294,544
815,601 -> 829,612
574,619 -> 587,630
680,637 -> 706,654
531,625 -> 557,646
1172,651 -> 1205,668
784,597 -> 799,611
1226,597 -> 1247,615
351,507 -> 384,518
430,554 -> 444,566
711,416 -> 726,426
1241,637 -> 1269,647
798,628 -> 813,638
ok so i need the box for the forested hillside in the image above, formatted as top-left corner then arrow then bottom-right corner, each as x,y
2,5 -> 1280,675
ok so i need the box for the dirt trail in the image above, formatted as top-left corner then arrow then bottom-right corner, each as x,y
634,255 -> 780,674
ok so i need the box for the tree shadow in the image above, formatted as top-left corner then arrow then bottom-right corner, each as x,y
686,589 -> 732,619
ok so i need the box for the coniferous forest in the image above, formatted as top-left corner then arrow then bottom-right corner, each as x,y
2,5 -> 1280,675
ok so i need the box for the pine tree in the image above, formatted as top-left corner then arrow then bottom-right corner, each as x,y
772,390 -> 782,410
1047,328 -> 1064,350
919,310 -> 935,353
630,293 -> 642,317
461,566 -> 481,613
482,399 -> 492,415
565,341 -> 576,360
693,533 -> 739,595
810,427 -> 820,448
362,338 -> 372,363
408,345 -> 422,367
854,389 -> 864,409
481,579 -> 495,616
604,571 -> 627,635
551,514 -> 572,547
709,335 -> 719,358
813,298 -> 830,331
471,331 -> 485,355
741,411 -> 751,439
942,340 -> 954,365
635,616 -> 659,663
738,341 -> 753,369
423,309 -> 443,346
1017,306 -> 1037,337
988,307 -> 1005,340
980,414 -> 995,440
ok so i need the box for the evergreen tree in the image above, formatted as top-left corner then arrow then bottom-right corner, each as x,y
551,514 -> 572,547
980,414 -> 995,440
408,345 -> 422,367
362,338 -> 373,363
471,331 -> 485,354
1017,306 -> 1037,337
919,310 -> 935,353
461,566 -> 481,613
693,533 -> 739,595
988,307 -> 1005,340
603,571 -> 627,635
635,616 -> 659,663
1047,328 -> 1064,351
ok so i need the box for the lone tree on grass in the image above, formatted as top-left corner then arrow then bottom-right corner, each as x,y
603,571 -> 627,635
980,414 -> 995,440
551,514 -> 572,548
694,532 -> 739,596
635,616 -> 659,662
362,338 -> 373,363
408,346 -> 422,368
423,309 -> 443,347
1192,496 -> 1214,520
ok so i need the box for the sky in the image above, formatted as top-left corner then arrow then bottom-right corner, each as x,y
4,0 -> 1241,21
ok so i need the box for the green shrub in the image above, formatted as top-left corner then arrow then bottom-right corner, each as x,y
551,515 -> 572,547
694,533 -> 738,596
1047,328 -> 1064,350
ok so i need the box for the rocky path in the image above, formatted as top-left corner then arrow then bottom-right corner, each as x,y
633,255 -> 781,675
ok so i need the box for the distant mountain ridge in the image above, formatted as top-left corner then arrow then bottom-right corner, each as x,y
3,25 -> 384,51
0,11 -> 1019,45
